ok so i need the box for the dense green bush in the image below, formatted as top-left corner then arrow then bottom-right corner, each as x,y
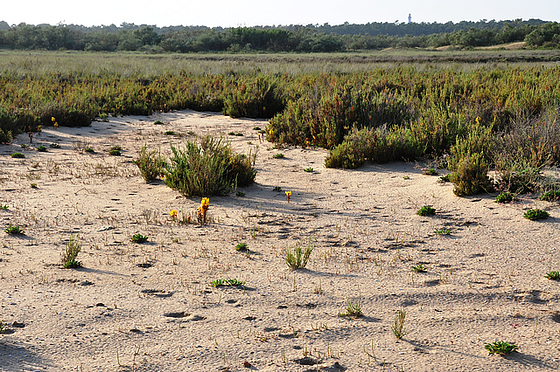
164,136 -> 255,197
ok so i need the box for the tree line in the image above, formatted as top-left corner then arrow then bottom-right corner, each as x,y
0,19 -> 558,52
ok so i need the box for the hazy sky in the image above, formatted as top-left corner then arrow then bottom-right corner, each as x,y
3,0 -> 559,27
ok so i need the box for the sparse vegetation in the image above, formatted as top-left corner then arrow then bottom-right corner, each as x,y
540,190 -> 560,202
273,153 -> 285,159
495,192 -> 516,203
211,278 -> 246,288
11,153 -> 25,158
417,205 -> 436,216
545,271 -> 560,280
423,168 -> 438,175
524,209 -> 549,220
285,242 -> 314,269
392,309 -> 407,340
4,224 -> 23,235
338,297 -> 363,319
412,264 -> 427,272
485,341 -> 518,356
434,228 -> 451,235
62,236 -> 82,269
131,234 -> 148,243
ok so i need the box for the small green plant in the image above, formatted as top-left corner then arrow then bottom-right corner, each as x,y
236,191 -> 245,197
4,224 -> 23,235
30,183 -> 38,188
49,143 -> 60,148
417,205 -> 436,216
0,205 -> 9,210
20,144 -> 28,149
84,147 -> 95,153
109,149 -> 121,156
423,168 -> 438,175
545,271 -> 560,280
495,191 -> 516,203
273,186 -> 282,192
164,130 -> 176,135
304,167 -> 314,172
154,120 -> 164,125
211,278 -> 246,287
131,234 -> 148,243
36,145 -> 47,152
228,132 -> 243,136
403,175 -> 410,180
252,126 -> 262,131
11,153 -> 25,158
273,153 -> 285,159
0,321 -> 6,334
392,309 -> 407,340
434,228 -> 451,235
338,296 -> 363,318
540,190 -> 560,202
62,236 -> 82,269
412,264 -> 427,272
285,243 -> 314,269
235,243 -> 248,252
524,209 -> 549,221
438,174 -> 450,183
484,341 -> 518,356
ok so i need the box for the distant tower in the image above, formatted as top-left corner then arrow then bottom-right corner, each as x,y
408,14 -> 412,23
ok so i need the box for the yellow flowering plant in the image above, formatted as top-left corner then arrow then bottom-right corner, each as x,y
197,197 -> 210,225
285,191 -> 291,202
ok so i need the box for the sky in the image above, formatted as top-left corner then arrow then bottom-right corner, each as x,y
2,0 -> 559,28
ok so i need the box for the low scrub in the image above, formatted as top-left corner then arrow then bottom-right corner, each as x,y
164,136 -> 256,197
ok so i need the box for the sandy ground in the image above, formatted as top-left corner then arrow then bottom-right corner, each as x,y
1,109 -> 560,371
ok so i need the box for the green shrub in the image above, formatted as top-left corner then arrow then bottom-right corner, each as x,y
222,76 -> 284,119
484,341 -> 518,356
164,136 -> 255,197
495,192 -> 516,203
131,234 -> 148,243
36,145 -> 47,152
493,155 -> 542,194
4,224 -> 23,234
524,209 -> 549,220
448,122 -> 493,196
109,149 -> 121,156
11,153 -> 25,158
135,144 -> 166,182
450,152 -> 492,196
417,205 -> 436,216
540,190 -> 560,201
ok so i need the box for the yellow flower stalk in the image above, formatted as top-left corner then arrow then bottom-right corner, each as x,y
170,210 -> 178,219
285,191 -> 291,203
197,197 -> 210,225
